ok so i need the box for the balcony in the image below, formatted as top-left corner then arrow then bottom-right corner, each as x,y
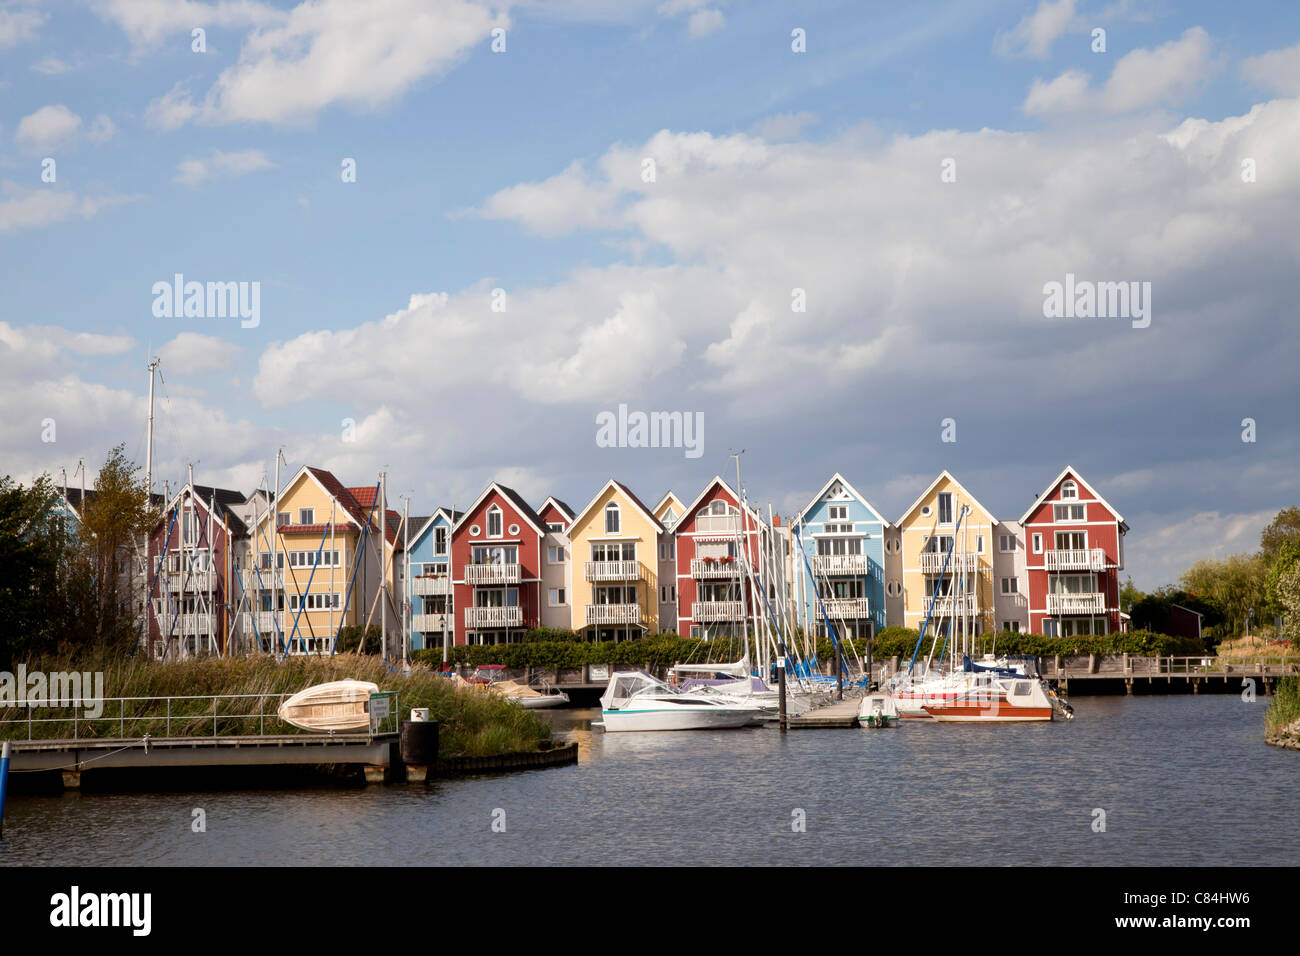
167,613 -> 217,634
694,515 -> 740,535
242,611 -> 276,633
1044,548 -> 1107,572
812,554 -> 869,575
693,600 -> 745,622
691,558 -> 742,579
412,574 -> 452,595
927,593 -> 979,616
585,560 -> 640,582
1047,592 -> 1105,615
412,613 -> 451,633
465,562 -> 521,586
919,551 -> 979,574
585,604 -> 642,626
464,605 -> 523,629
822,597 -> 871,618
166,570 -> 216,592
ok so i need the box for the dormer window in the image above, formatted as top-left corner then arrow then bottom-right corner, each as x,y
487,505 -> 503,538
1061,480 -> 1078,500
605,502 -> 621,534
937,492 -> 953,524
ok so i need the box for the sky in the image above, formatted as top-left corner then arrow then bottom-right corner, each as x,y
1,0 -> 1298,591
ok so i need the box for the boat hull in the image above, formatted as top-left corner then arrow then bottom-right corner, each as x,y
513,693 -> 569,709
923,702 -> 1053,722
600,707 -> 764,732
278,680 -> 379,733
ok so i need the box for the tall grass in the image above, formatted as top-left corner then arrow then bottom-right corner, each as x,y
0,652 -> 551,757
1266,676 -> 1300,735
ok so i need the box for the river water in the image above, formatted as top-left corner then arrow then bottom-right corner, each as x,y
1,695 -> 1295,866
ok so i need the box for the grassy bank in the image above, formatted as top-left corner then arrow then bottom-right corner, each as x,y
0,653 -> 551,757
1266,676 -> 1300,736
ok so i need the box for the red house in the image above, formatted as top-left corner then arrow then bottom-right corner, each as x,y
145,483 -> 248,659
673,476 -> 768,639
1019,466 -> 1128,638
451,481 -> 547,645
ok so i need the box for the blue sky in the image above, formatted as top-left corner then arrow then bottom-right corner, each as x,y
2,0 -> 1299,590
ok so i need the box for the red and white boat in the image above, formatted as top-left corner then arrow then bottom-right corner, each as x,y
921,674 -> 1056,722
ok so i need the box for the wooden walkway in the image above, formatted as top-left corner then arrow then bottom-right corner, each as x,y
786,696 -> 861,729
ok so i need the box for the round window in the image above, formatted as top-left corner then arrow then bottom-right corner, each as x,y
920,505 -> 932,517
508,523 -> 520,536
469,524 -> 481,537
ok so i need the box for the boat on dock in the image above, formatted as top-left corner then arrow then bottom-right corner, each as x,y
278,680 -> 380,732
596,671 -> 766,732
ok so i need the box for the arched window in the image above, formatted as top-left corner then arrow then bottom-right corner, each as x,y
604,502 -> 621,534
487,505 -> 503,537
1061,480 -> 1078,500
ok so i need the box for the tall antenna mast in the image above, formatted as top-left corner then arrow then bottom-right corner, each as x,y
145,357 -> 160,510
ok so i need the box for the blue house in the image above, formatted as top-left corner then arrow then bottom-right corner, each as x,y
791,473 -> 888,641
406,507 -> 461,653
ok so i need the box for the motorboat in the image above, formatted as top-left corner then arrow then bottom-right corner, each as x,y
596,671 -> 766,732
470,664 -> 570,708
278,679 -> 379,732
858,693 -> 899,727
922,672 -> 1057,722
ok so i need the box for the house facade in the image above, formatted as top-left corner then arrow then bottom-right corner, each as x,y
451,482 -> 546,645
1020,466 -> 1127,637
538,497 -> 575,631
653,492 -> 685,635
893,471 -> 997,637
791,473 -> 887,640
406,508 -> 458,653
674,476 -> 767,640
144,483 -> 248,659
568,480 -> 663,641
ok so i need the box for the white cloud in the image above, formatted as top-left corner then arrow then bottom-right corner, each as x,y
0,6 -> 42,49
14,105 -> 115,151
750,111 -> 817,141
995,0 -> 1078,59
1023,27 -> 1213,115
93,0 -> 284,50
686,8 -> 723,37
31,56 -> 74,75
142,0 -> 507,127
157,332 -> 242,373
1242,42 -> 1300,97
173,148 -> 275,186
0,182 -> 141,233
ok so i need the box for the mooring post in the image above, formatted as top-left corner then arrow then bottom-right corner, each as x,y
0,739 -> 11,838
778,641 -> 787,733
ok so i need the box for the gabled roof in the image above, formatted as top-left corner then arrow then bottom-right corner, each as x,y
1018,465 -> 1128,529
793,472 -> 889,528
570,478 -> 664,534
896,470 -> 997,527
270,466 -> 401,545
452,481 -> 547,536
409,507 -> 461,551
678,475 -> 762,529
539,496 -> 575,522
152,483 -> 249,537
653,491 -> 686,517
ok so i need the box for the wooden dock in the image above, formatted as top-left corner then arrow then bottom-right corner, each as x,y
786,696 -> 862,728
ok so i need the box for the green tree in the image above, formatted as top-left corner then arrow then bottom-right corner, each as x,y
1181,554 -> 1268,638
1260,507 -> 1300,561
0,474 -> 68,667
1119,576 -> 1144,614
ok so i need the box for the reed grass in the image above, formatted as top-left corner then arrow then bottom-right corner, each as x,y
0,652 -> 551,757
1266,676 -> 1300,735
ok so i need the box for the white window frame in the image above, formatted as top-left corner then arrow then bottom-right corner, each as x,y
604,502 -> 621,534
487,506 -> 503,538
1032,533 -> 1043,554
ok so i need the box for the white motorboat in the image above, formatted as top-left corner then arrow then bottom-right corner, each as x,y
597,671 -> 766,732
493,679 -> 571,709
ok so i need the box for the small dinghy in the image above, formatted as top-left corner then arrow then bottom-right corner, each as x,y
278,680 -> 380,732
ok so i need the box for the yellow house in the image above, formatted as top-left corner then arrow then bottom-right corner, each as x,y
568,479 -> 664,640
248,465 -> 400,656
893,471 -> 997,637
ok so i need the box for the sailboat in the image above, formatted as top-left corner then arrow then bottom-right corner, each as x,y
596,671 -> 766,731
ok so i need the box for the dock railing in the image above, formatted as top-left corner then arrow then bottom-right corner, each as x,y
0,691 -> 399,742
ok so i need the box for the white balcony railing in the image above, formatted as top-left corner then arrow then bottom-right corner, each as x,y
1047,592 -> 1105,615
919,551 -> 979,574
412,613 -> 451,632
465,563 -> 521,586
823,597 -> 871,618
169,613 -> 217,634
464,605 -> 523,629
928,593 -> 979,616
585,560 -> 640,582
166,570 -> 216,592
412,575 -> 452,595
585,604 -> 642,626
693,600 -> 745,622
812,554 -> 869,575
691,558 -> 742,579
1044,548 -> 1107,572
